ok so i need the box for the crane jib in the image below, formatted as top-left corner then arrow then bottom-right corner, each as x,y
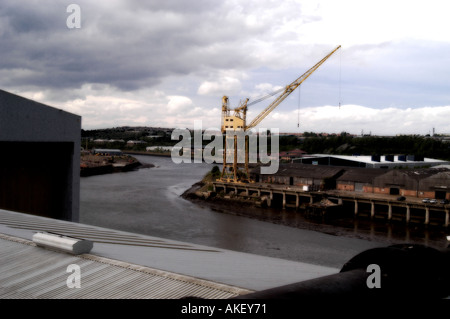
245,45 -> 341,131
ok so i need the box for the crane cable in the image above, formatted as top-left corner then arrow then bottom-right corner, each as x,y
339,47 -> 342,109
247,87 -> 285,107
297,85 -> 301,128
246,46 -> 342,125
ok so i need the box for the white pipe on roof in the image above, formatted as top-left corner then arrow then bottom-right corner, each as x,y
32,232 -> 93,255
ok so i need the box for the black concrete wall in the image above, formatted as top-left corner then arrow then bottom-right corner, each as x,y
0,142 -> 74,220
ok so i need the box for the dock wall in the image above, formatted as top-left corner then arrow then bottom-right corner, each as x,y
212,182 -> 449,227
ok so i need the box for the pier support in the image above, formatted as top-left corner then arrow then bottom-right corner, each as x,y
295,195 -> 299,209
425,207 -> 430,225
445,209 -> 449,227
406,205 -> 410,224
370,202 -> 375,218
282,192 -> 286,209
388,204 -> 392,220
354,200 -> 358,216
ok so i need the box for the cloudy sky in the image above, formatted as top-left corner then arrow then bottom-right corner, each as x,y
1,0 -> 450,135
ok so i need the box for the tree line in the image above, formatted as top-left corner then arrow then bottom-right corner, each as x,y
81,127 -> 450,160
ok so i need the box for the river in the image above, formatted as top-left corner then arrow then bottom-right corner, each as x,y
79,155 -> 448,269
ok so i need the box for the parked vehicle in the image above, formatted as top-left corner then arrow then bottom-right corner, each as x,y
422,198 -> 430,203
430,199 -> 437,204
397,196 -> 406,201
440,199 -> 449,205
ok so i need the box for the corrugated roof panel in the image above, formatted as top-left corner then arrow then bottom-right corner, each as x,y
0,234 -> 252,299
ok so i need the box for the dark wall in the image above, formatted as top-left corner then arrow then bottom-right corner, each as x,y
0,142 -> 73,220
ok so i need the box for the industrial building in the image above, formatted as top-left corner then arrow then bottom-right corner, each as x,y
0,90 -> 81,221
92,148 -> 123,156
251,163 -> 344,191
370,168 -> 450,200
279,149 -> 307,162
294,154 -> 449,169
252,163 -> 450,201
336,168 -> 388,192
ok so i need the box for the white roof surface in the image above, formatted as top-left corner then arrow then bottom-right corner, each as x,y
311,154 -> 448,164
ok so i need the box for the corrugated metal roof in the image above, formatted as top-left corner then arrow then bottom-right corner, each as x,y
0,212 -> 220,253
0,209 -> 341,295
337,168 -> 388,183
252,163 -> 343,178
0,233 -> 252,299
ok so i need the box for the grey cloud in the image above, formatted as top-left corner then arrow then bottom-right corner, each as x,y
0,0 -> 268,94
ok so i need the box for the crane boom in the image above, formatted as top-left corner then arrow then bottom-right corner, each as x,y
246,45 -> 341,131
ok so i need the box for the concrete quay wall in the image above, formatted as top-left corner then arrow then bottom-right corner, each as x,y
212,182 -> 450,227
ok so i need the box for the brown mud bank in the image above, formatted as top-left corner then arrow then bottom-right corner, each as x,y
80,154 -> 154,177
181,182 -> 450,249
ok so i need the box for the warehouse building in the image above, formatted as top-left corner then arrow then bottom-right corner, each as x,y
295,154 -> 449,169
253,161 -> 449,200
336,168 -> 388,192
279,149 -> 307,162
251,163 -> 344,191
420,170 -> 450,200
368,168 -> 450,200
0,89 -> 81,221
92,148 -> 123,156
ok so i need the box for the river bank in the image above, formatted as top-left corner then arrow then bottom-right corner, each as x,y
181,179 -> 450,250
123,150 -> 172,157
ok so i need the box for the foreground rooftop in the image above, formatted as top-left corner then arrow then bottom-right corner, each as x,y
0,209 -> 338,299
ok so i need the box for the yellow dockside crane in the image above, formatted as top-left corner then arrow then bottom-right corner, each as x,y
220,45 -> 341,183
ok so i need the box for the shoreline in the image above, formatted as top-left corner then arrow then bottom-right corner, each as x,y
123,150 -> 172,157
80,153 -> 154,177
181,181 -> 450,249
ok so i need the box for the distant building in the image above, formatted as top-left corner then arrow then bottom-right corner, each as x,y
295,154 -> 449,169
251,163 -> 344,191
127,140 -> 146,145
279,149 -> 307,162
336,167 -> 450,200
0,89 -> 81,221
92,149 -> 123,156
146,146 -> 172,152
251,161 -> 450,200
336,168 -> 388,192
420,170 -> 450,200
370,168 -> 450,199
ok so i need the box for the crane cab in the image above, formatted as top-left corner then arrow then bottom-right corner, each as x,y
222,115 -> 245,131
